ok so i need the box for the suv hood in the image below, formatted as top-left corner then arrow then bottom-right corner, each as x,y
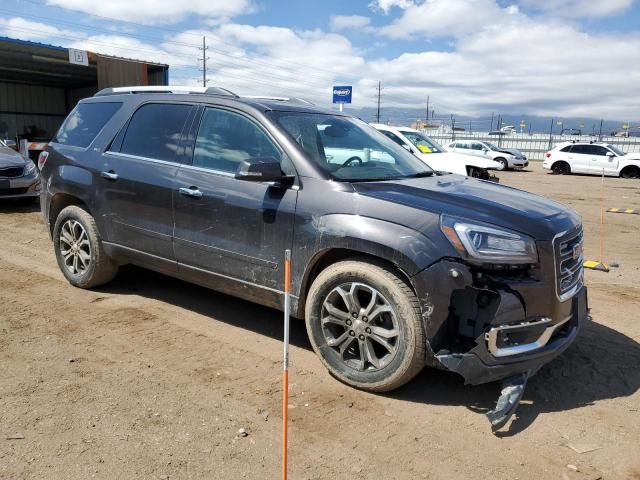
353,175 -> 579,240
0,146 -> 28,167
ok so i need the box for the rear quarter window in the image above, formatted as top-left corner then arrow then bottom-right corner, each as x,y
55,102 -> 122,148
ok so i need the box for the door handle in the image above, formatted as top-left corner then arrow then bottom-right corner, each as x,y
101,170 -> 118,180
179,186 -> 203,198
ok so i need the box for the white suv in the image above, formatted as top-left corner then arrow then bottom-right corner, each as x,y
543,142 -> 640,178
447,140 -> 528,170
372,124 -> 502,180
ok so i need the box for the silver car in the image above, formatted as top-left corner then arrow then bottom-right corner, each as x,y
0,140 -> 41,201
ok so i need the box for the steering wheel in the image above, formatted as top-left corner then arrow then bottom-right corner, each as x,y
342,156 -> 363,168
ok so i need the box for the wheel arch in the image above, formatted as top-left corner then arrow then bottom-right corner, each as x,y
295,248 -> 418,319
48,193 -> 93,236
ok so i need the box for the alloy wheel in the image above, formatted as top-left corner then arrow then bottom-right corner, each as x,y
321,282 -> 399,372
59,219 -> 92,275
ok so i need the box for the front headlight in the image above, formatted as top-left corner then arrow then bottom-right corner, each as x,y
24,161 -> 37,175
440,215 -> 538,264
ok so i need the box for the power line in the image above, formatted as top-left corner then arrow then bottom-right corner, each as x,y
1,24 -> 334,91
10,0 -> 340,81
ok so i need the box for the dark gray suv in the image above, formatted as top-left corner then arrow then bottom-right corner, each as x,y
39,87 -> 587,427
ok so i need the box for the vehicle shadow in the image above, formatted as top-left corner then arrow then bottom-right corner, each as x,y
98,266 -> 640,436
388,318 -> 640,436
0,198 -> 40,213
97,265 -> 313,350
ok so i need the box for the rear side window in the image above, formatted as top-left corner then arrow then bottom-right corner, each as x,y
560,145 -> 573,152
120,103 -> 192,162
55,102 -> 122,148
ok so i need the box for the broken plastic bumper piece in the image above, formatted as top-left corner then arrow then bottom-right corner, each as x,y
486,373 -> 527,431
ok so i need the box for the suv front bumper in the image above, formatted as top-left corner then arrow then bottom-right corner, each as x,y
411,258 -> 588,385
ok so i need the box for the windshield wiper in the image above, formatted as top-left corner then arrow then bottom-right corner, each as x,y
404,171 -> 434,178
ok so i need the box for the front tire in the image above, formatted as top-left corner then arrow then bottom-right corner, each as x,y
620,166 -> 640,179
305,260 -> 426,392
53,205 -> 118,288
495,157 -> 509,170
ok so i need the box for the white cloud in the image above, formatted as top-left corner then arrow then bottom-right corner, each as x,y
380,0 -> 520,39
330,15 -> 372,31
45,0 -> 254,24
370,0 -> 640,118
0,17 -> 86,41
369,0 -> 416,14
518,0 -> 634,17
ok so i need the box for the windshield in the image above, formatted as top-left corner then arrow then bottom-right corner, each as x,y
398,130 -> 444,154
607,144 -> 625,156
483,142 -> 500,151
270,112 -> 434,182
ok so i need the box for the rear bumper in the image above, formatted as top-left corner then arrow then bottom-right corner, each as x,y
411,258 -> 587,385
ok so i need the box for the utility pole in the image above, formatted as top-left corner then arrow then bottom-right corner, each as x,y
426,95 -> 430,124
198,36 -> 209,86
376,81 -> 382,123
490,112 -> 494,132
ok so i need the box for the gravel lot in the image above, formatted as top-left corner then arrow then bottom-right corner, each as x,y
1,162 -> 639,480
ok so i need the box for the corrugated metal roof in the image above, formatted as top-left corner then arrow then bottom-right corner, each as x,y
0,35 -> 168,67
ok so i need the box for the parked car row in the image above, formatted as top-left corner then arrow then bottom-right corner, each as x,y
371,124 -> 502,180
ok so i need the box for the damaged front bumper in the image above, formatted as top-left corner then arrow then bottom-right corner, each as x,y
411,257 -> 588,386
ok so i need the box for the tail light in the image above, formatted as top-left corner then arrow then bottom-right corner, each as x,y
545,152 -> 552,158
37,150 -> 49,170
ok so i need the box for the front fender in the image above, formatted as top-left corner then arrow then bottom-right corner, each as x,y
292,213 -> 457,316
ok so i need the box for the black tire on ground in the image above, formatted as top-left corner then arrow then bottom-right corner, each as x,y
495,157 -> 509,170
53,205 -> 118,288
552,161 -> 571,175
620,166 -> 640,179
467,166 -> 487,179
305,259 -> 426,392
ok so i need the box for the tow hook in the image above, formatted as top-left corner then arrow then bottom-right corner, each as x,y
486,373 -> 528,432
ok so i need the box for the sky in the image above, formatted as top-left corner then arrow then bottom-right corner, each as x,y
1,0 -> 639,122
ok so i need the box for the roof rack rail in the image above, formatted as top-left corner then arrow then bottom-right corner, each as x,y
242,95 -> 315,105
94,86 -> 238,97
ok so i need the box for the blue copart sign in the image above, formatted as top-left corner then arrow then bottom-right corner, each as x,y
332,86 -> 352,104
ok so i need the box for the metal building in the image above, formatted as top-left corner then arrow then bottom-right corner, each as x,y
0,36 -> 169,149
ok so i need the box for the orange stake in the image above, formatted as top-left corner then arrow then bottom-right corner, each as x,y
600,169 -> 605,261
282,249 -> 291,480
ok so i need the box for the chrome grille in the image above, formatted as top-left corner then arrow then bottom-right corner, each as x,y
554,227 -> 584,300
0,166 -> 24,178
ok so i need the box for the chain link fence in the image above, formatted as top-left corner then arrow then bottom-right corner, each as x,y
424,131 -> 640,161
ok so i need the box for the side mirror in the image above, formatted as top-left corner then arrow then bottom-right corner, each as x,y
235,157 -> 293,185
401,144 -> 411,151
483,148 -> 489,153
606,151 -> 615,157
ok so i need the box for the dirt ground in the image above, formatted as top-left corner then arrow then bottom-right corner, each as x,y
1,162 -> 639,480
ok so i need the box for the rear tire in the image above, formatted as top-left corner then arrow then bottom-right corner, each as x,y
620,166 -> 640,179
552,161 -> 571,175
53,205 -> 118,288
305,260 -> 426,392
